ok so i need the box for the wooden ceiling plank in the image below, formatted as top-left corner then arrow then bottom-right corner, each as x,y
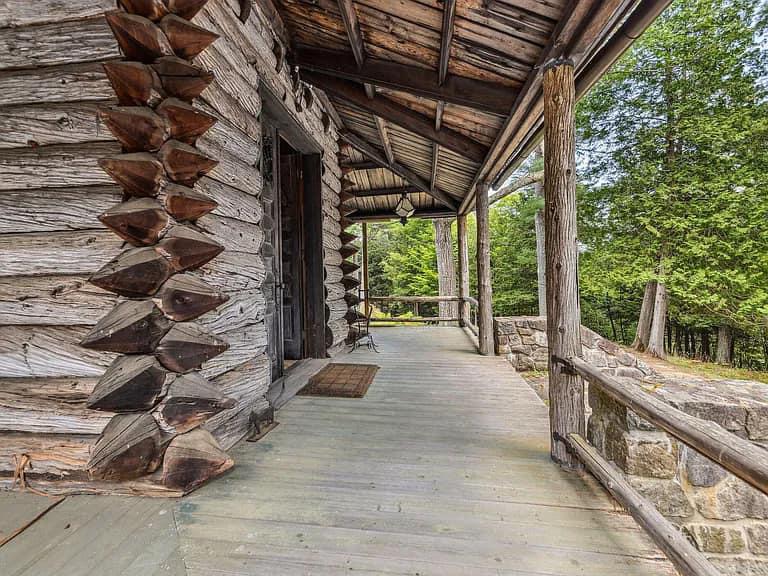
349,208 -> 456,222
340,130 -> 458,211
351,185 -> 420,197
304,71 -> 488,162
294,46 -> 515,115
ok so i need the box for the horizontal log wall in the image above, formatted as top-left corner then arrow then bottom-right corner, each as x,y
0,0 -> 347,491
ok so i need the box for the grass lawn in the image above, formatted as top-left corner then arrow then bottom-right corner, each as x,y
664,355 -> 768,384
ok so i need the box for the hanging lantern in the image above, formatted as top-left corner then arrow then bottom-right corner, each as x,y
394,192 -> 415,225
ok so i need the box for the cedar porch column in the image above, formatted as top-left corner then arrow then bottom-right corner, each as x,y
543,59 -> 584,470
475,181 -> 494,355
362,222 -> 370,317
457,214 -> 470,327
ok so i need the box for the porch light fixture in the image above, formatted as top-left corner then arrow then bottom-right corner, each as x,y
394,192 -> 415,225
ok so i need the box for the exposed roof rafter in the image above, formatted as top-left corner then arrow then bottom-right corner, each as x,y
375,116 -> 395,165
438,0 -> 457,86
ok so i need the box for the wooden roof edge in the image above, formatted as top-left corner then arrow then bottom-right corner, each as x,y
348,209 -> 457,223
459,0 -> 673,215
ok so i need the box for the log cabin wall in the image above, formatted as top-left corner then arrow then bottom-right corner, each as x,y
0,0 -> 347,495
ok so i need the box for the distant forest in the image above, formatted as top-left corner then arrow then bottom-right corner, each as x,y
363,0 -> 768,370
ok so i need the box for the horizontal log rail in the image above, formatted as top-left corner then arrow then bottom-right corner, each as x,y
462,296 -> 479,336
567,434 -> 719,576
367,295 -> 461,325
555,355 -> 768,496
368,296 -> 461,304
369,316 -> 460,324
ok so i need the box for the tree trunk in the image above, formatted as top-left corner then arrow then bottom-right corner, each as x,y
433,219 -> 458,324
533,145 -> 546,317
647,281 -> 668,358
716,325 -> 734,365
542,60 -> 584,470
632,280 -> 657,352
700,329 -> 711,361
476,182 -> 494,355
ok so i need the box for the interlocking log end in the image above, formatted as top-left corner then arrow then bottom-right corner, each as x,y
98,197 -> 170,246
160,14 -> 219,60
87,355 -> 169,412
103,61 -> 165,106
80,300 -> 172,353
88,413 -> 164,480
159,140 -> 219,186
157,98 -> 217,144
99,107 -> 170,152
340,260 -> 360,275
341,275 -> 361,291
155,322 -> 229,373
152,57 -> 215,102
339,231 -> 358,245
105,10 -> 174,63
119,0 -> 171,21
154,372 -> 236,433
156,225 -> 224,272
166,0 -> 211,20
164,183 -> 218,221
90,247 -> 173,297
99,153 -> 166,197
155,274 -> 229,321
162,428 -> 234,492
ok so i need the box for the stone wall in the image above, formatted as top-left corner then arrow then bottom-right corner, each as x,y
495,316 -> 768,574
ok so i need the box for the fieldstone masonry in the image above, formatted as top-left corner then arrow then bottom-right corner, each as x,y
495,316 -> 768,575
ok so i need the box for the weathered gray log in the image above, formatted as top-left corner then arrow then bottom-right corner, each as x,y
567,434 -> 720,576
457,214 -> 470,326
80,300 -> 172,353
158,139 -> 218,185
161,427 -> 233,491
99,107 -> 169,152
475,182 -> 494,355
434,218 -> 458,324
165,183 -> 218,221
156,225 -> 224,271
0,389 -> 112,435
99,152 -> 166,197
156,322 -> 229,373
103,61 -> 164,107
90,247 -> 173,297
154,372 -> 235,433
199,321 -> 266,380
87,355 -> 168,412
0,63 -> 114,107
98,197 -> 170,246
154,274 -> 228,321
105,10 -> 174,63
88,412 -> 164,480
151,56 -> 214,102
543,59 -> 584,470
157,98 -> 217,145
632,280 -> 657,352
159,14 -> 219,60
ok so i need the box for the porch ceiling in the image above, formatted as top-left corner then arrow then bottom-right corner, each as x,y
265,0 -> 672,220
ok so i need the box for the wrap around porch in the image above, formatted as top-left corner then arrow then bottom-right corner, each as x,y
0,327 -> 674,575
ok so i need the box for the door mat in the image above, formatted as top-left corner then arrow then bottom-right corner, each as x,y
298,363 -> 379,398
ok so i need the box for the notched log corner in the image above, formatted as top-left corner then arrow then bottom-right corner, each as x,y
155,322 -> 229,373
105,10 -> 175,63
80,300 -> 172,353
162,428 -> 233,492
99,153 -> 166,197
90,247 -> 173,297
153,372 -> 235,433
99,107 -> 170,152
158,140 -> 218,186
87,355 -> 169,412
98,197 -> 170,246
156,98 -> 217,145
164,183 -> 218,221
88,412 -> 164,480
156,225 -> 224,272
159,14 -> 219,60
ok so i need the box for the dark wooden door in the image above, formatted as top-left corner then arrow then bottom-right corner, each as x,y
280,152 -> 305,360
262,124 -> 283,380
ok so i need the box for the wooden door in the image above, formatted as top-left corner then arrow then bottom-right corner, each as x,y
280,152 -> 305,360
262,124 -> 284,379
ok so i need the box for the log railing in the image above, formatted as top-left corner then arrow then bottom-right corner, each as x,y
554,354 -> 768,576
462,296 -> 479,336
367,296 -> 461,324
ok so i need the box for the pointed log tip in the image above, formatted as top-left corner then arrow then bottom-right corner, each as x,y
98,197 -> 170,246
98,153 -> 166,197
118,0 -> 171,21
159,140 -> 219,186
104,10 -> 175,63
79,300 -> 172,354
160,14 -> 220,60
166,0 -> 211,20
164,184 -> 218,221
157,98 -> 218,144
98,107 -> 170,152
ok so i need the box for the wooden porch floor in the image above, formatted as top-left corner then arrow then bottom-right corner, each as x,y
1,327 -> 675,576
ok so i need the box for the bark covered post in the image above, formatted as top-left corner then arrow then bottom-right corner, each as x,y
434,218 -> 458,324
362,222 -> 370,317
476,181 -> 494,355
543,59 -> 584,470
457,214 -> 470,327
632,280 -> 657,351
533,144 -> 547,316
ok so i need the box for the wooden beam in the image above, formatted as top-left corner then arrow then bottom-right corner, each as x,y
340,160 -> 379,171
489,170 -> 543,205
294,47 -> 514,115
475,182 -> 493,356
430,143 -> 440,191
543,59 -> 584,471
362,223 -> 370,317
335,0 -> 375,99
306,73 -> 488,163
438,0 -> 457,86
340,131 -> 458,210
457,214 -> 470,327
435,100 -> 445,131
567,434 -> 720,576
350,185 -> 420,198
375,116 -> 394,165
348,209 -> 456,222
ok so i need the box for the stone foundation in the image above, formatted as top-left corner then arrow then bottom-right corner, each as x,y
495,316 -> 768,574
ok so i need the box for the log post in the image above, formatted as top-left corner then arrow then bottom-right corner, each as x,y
475,181 -> 494,355
457,214 -> 470,327
543,59 -> 584,470
533,145 -> 547,316
362,222 -> 370,317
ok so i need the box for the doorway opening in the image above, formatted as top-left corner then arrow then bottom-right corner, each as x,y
262,114 -> 325,387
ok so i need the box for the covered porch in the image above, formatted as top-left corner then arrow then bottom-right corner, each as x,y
1,327 -> 674,575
